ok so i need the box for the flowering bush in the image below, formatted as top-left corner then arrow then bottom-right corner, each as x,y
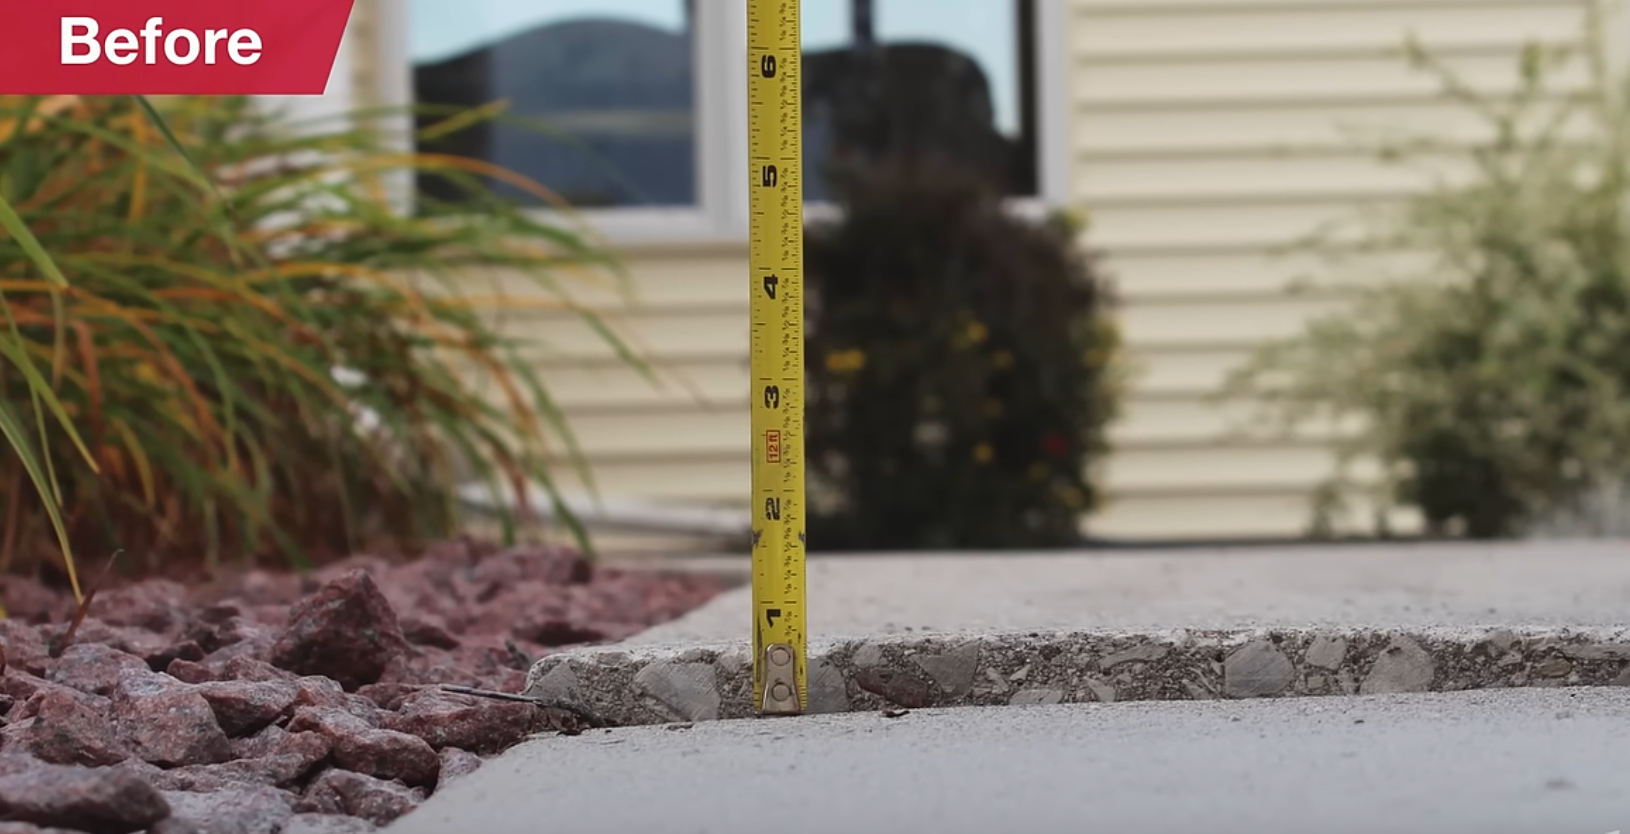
802,163 -> 1123,550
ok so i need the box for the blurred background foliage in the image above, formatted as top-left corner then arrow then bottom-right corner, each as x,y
0,93 -> 639,592
1221,6 -> 1630,540
804,163 -> 1125,550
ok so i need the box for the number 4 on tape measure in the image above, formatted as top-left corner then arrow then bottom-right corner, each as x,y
747,0 -> 807,718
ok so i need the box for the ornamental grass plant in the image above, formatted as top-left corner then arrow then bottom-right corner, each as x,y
0,94 -> 641,598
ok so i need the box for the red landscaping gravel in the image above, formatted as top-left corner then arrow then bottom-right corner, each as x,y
0,537 -> 725,833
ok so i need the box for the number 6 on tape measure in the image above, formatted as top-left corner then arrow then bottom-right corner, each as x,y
747,0 -> 807,717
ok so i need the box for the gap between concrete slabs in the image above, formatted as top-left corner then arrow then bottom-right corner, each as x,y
521,626 -> 1630,726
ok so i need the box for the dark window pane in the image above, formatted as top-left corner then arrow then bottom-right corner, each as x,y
409,0 -> 697,210
800,0 -> 1038,201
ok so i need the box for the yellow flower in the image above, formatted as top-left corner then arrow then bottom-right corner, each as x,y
993,351 -> 1014,370
966,321 -> 988,344
132,361 -> 162,385
973,443 -> 994,464
823,349 -> 866,373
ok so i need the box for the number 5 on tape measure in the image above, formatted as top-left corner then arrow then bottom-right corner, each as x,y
747,0 -> 807,717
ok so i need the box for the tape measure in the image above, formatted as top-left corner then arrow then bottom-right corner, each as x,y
746,0 -> 807,717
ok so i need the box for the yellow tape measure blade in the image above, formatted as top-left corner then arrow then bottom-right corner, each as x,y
746,0 -> 807,717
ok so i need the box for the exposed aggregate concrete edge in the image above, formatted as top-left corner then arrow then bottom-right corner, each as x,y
522,626 -> 1630,726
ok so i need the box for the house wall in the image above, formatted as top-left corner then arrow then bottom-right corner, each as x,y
1065,0 -> 1595,538
339,0 -> 1598,544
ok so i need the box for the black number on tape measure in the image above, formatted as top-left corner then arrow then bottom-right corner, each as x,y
764,497 -> 781,521
765,608 -> 781,627
763,274 -> 778,299
763,385 -> 780,409
761,165 -> 777,188
760,55 -> 776,78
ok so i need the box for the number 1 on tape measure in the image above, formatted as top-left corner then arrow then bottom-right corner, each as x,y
747,0 -> 807,717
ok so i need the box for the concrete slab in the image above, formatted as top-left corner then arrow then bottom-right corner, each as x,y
525,624 -> 1630,725
510,540 -> 1630,727
386,687 -> 1630,834
629,540 -> 1630,645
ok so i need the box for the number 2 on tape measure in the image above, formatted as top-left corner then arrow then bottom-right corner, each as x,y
747,0 -> 806,717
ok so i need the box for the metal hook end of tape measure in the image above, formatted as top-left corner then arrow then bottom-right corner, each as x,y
760,643 -> 801,715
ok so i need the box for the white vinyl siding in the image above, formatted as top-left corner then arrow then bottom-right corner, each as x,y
1070,0 -> 1594,539
342,0 -> 1601,545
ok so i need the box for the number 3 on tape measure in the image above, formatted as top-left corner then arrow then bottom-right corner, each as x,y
747,0 -> 807,718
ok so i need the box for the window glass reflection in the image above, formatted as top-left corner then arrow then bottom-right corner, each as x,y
800,0 -> 1036,201
410,0 -> 697,209
406,1 -> 1037,213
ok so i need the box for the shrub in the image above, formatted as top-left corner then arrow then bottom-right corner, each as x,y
803,163 -> 1124,550
1218,6 -> 1630,539
0,94 -> 638,590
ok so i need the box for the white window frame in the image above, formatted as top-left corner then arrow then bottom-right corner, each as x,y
368,0 -> 1075,247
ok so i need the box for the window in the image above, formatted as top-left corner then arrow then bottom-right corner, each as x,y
383,0 -> 1069,240
409,0 -> 699,210
799,0 -> 1040,201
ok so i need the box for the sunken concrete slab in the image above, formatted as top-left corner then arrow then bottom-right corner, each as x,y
385,688 -> 1630,834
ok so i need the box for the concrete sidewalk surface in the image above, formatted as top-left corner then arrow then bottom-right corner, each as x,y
387,687 -> 1630,834
385,541 -> 1630,832
505,541 -> 1630,727
631,539 -> 1630,644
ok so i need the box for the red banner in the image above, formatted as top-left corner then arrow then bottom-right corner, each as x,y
0,0 -> 356,95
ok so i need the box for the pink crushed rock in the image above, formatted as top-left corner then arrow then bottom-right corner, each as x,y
0,538 -> 724,832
